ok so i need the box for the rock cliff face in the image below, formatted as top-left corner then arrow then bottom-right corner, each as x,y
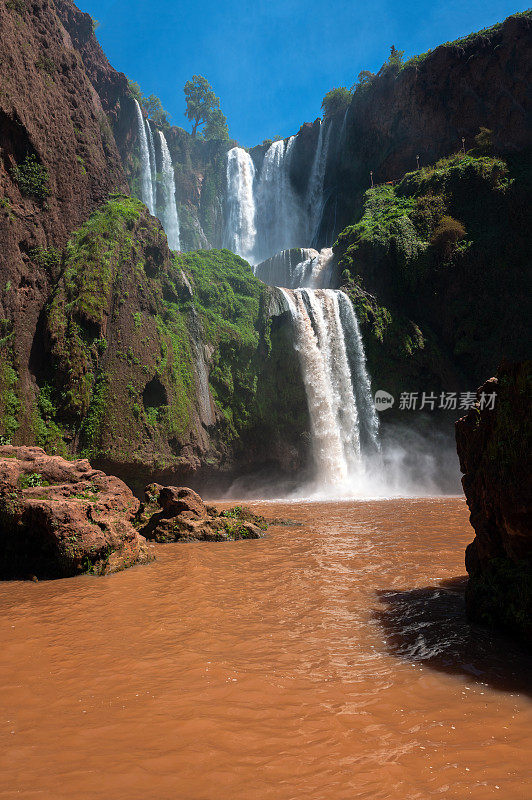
0,0 -> 128,438
319,11 -> 532,241
455,361 -> 531,643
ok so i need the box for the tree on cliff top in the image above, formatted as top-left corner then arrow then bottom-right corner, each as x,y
203,108 -> 229,141
321,87 -> 352,118
184,75 -> 227,138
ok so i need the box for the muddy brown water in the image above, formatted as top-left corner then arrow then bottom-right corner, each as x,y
0,498 -> 530,799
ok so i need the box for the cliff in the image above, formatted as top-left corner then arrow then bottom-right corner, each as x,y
336,150 -> 531,402
0,0 -> 128,439
24,196 -> 310,491
319,11 -> 532,242
455,361 -> 532,643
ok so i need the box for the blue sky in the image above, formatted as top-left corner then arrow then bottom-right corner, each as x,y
82,0 -> 527,146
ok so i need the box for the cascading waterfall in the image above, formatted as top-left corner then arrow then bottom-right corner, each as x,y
223,117 -> 381,496
281,287 -> 378,493
255,247 -> 335,289
224,138 -> 305,264
134,100 -> 181,249
146,120 -> 157,197
224,147 -> 256,262
306,119 -> 332,246
134,99 -> 155,214
157,130 -> 181,250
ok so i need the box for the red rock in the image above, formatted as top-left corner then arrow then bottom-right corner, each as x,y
0,446 -> 152,579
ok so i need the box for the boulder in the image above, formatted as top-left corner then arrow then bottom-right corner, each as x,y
136,485 -> 266,543
0,446 -> 152,580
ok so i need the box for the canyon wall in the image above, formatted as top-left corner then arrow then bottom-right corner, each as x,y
456,361 -> 531,643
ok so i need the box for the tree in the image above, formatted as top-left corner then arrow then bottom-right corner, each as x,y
184,75 -> 221,137
351,70 -> 375,93
204,108 -> 229,141
321,87 -> 352,118
142,94 -> 169,127
383,45 -> 404,72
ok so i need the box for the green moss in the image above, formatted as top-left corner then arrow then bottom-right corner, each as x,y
335,153 -> 530,385
0,324 -> 20,443
11,154 -> 49,200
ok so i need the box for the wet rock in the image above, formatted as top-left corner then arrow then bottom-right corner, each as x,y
455,361 -> 532,643
136,486 -> 267,543
0,446 -> 152,580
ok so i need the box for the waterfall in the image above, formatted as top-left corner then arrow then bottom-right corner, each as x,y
134,99 -> 155,214
146,120 -> 157,199
306,120 -> 332,246
281,288 -> 375,490
157,130 -> 181,250
224,147 -> 256,262
337,291 -> 380,452
255,246 -> 335,289
224,139 -> 305,265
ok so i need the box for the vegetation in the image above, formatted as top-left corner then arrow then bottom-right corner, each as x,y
11,154 -> 50,200
127,80 -> 170,126
321,87 -> 352,118
184,75 -> 228,138
335,151 -> 531,388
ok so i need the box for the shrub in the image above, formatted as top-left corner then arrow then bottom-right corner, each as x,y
430,215 -> 466,254
11,155 -> 50,200
474,127 -> 493,153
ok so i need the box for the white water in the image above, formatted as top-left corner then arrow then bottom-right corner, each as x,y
157,131 -> 181,250
134,100 -> 181,249
224,138 -> 306,264
306,119 -> 332,246
134,99 -> 155,214
224,147 -> 257,262
281,287 -> 379,495
255,247 -> 334,289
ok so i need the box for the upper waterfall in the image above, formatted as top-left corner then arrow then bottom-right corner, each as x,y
157,130 -> 181,251
224,147 -> 256,262
134,99 -> 155,215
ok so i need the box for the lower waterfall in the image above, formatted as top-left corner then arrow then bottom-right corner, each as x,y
281,288 -> 379,495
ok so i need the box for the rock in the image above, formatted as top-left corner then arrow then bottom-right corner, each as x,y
0,446 -> 152,580
135,487 -> 267,543
455,361 -> 532,643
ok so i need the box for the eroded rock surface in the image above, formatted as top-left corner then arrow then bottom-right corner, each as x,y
0,446 -> 151,579
455,361 -> 531,643
136,484 -> 266,543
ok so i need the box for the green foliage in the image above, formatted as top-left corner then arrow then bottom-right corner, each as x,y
0,198 -> 14,220
402,10 -> 532,71
0,352 -> 20,443
141,94 -> 170,127
381,45 -> 404,73
203,108 -> 229,141
127,80 -> 169,125
174,249 -> 266,438
351,70 -> 375,94
184,75 -> 225,137
6,0 -> 24,13
19,472 -> 50,489
11,154 -> 50,200
335,152 -> 530,385
321,87 -> 352,118
35,55 -> 56,75
30,246 -> 61,279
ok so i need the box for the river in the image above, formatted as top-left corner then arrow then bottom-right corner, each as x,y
1,498 -> 530,799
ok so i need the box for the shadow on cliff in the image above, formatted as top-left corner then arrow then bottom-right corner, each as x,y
374,577 -> 531,697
